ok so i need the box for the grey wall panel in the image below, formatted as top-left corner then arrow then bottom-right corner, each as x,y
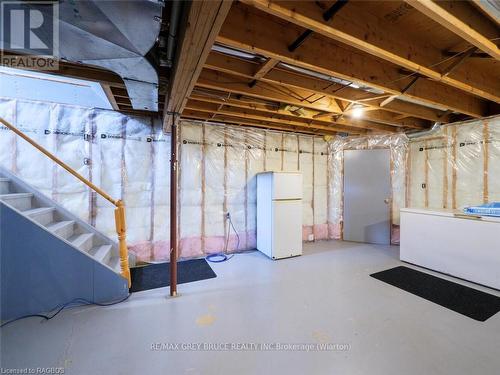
0,203 -> 128,321
343,149 -> 391,245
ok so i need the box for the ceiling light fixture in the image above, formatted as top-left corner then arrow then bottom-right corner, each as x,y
351,106 -> 364,119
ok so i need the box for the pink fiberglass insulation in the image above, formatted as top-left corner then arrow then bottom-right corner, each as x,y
2,97 -> 499,261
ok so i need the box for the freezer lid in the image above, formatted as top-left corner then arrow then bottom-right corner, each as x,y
273,172 -> 302,200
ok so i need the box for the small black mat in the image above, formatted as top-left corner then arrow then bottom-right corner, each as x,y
130,259 -> 216,293
371,266 -> 500,321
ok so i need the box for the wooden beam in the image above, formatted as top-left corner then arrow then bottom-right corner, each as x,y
205,52 -> 431,128
241,0 -> 499,103
217,3 -> 489,117
405,0 -> 500,60
163,0 -> 233,131
181,109 -> 336,135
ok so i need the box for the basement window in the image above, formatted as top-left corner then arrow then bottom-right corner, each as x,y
0,66 -> 113,110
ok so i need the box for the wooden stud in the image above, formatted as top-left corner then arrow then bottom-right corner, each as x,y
201,124 -> 206,253
483,120 -> 489,203
424,140 -> 429,208
451,127 -> 458,209
443,127 -> 448,209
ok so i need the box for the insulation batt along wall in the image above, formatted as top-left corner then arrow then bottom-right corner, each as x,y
407,116 -> 500,211
3,97 -> 498,259
177,121 -> 330,257
0,99 -> 331,261
0,97 -> 169,262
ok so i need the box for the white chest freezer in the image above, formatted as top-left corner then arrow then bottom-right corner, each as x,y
256,172 -> 302,259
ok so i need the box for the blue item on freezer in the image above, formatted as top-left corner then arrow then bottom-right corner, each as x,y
463,202 -> 500,217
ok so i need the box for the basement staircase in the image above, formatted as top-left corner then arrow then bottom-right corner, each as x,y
0,167 -> 129,320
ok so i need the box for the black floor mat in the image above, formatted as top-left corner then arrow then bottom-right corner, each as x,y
371,266 -> 500,321
130,259 -> 216,293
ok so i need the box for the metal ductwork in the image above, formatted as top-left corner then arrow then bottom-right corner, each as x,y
1,0 -> 164,111
474,0 -> 500,24
163,0 -> 182,68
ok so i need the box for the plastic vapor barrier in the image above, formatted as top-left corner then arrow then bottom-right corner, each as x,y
177,121 -> 330,258
3,97 -> 498,259
327,134 -> 408,244
0,98 -> 331,261
0,97 -> 170,262
407,116 -> 500,212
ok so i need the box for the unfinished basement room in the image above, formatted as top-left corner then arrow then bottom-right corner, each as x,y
1,0 -> 500,374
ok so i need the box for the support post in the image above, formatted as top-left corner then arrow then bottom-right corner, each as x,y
114,200 -> 131,287
170,114 -> 179,296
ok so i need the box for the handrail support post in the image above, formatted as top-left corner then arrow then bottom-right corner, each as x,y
115,200 -> 131,288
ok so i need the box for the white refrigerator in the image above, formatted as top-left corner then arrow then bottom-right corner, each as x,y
256,172 -> 302,259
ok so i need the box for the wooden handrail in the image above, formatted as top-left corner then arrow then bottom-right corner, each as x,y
0,116 -> 131,287
0,117 -> 118,206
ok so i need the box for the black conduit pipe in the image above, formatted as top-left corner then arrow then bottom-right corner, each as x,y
165,0 -> 182,68
288,0 -> 349,52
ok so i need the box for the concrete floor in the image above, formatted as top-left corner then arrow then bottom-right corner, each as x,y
1,240 -> 500,375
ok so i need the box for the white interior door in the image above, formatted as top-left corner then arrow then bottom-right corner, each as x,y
343,149 -> 391,245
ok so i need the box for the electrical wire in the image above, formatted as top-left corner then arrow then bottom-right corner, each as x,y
0,294 -> 130,328
206,212 -> 240,263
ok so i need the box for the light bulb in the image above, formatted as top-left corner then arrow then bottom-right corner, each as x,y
351,106 -> 364,119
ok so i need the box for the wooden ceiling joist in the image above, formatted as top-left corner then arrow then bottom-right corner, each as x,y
197,68 -> 343,115
187,92 -> 401,133
205,51 -> 445,123
216,3 -> 490,118
405,0 -> 500,60
181,109 -> 337,136
204,51 -> 432,128
185,98 -> 372,134
163,0 -> 233,130
241,0 -> 499,103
